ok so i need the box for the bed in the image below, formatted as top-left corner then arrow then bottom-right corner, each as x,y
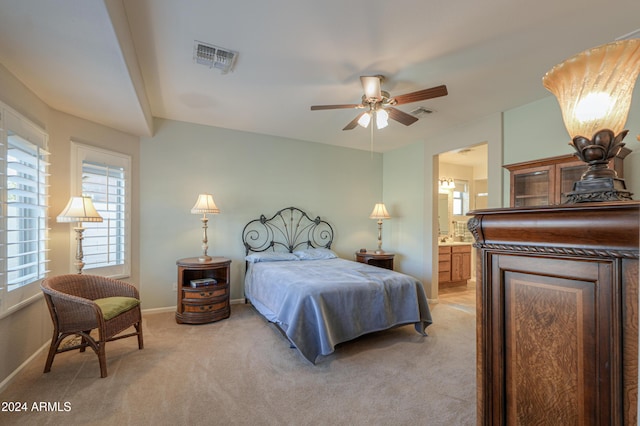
242,206 -> 433,363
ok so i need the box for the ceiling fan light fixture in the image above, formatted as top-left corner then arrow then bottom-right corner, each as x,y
361,76 -> 383,101
358,112 -> 371,128
376,109 -> 389,129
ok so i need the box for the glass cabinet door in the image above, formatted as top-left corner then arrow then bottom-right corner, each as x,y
557,163 -> 587,204
512,166 -> 554,207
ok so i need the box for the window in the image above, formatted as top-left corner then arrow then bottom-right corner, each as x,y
71,142 -> 130,278
452,179 -> 469,216
0,103 -> 49,318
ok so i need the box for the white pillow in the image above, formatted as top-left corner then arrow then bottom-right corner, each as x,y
245,252 -> 299,263
293,248 -> 338,260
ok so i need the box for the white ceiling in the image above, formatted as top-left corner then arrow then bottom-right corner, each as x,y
1,0 -> 639,154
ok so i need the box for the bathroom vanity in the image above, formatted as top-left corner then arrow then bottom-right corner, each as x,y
438,242 -> 472,287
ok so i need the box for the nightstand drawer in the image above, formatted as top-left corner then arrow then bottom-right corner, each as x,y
183,300 -> 228,313
183,286 -> 228,300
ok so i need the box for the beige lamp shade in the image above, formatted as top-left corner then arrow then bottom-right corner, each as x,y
191,193 -> 219,262
57,195 -> 102,274
57,196 -> 103,223
542,39 -> 640,139
369,203 -> 391,220
191,193 -> 220,214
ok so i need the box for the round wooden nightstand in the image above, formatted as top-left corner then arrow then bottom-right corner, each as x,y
354,251 -> 395,270
175,257 -> 231,324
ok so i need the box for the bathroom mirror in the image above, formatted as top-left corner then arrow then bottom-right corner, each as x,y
438,193 -> 449,236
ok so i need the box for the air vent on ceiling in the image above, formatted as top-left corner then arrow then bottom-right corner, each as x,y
410,106 -> 434,117
193,41 -> 238,74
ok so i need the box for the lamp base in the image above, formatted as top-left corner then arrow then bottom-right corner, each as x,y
198,255 -> 212,263
566,176 -> 633,203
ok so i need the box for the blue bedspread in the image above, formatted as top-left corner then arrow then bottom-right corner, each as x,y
245,258 -> 433,363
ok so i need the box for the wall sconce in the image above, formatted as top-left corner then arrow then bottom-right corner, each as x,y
191,193 -> 220,262
439,177 -> 455,190
57,196 -> 103,274
369,203 -> 391,254
542,39 -> 640,203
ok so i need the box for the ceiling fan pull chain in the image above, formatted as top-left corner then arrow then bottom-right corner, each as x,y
370,119 -> 374,158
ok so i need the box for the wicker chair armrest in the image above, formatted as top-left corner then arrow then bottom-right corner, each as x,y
46,291 -> 102,331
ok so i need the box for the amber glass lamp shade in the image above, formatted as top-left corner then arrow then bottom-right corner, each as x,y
542,39 -> 640,202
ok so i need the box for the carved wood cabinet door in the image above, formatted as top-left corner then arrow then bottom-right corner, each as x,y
483,254 -> 616,425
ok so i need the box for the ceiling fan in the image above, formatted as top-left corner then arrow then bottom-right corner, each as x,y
310,75 -> 448,131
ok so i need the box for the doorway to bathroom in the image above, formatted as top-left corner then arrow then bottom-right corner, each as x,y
436,142 -> 488,293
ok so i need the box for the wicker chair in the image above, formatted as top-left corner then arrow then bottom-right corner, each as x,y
40,274 -> 144,378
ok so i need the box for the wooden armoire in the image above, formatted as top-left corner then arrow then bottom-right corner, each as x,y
469,201 -> 639,425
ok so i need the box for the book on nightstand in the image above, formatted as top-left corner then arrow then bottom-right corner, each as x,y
190,278 -> 218,288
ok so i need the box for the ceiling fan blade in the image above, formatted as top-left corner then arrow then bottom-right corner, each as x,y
387,107 -> 419,126
343,112 -> 366,130
360,76 -> 382,100
391,85 -> 448,105
310,103 -> 362,111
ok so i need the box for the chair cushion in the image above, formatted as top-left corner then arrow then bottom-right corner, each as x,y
94,297 -> 140,321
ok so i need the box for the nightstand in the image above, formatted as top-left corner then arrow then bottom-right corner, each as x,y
176,257 -> 231,324
354,251 -> 395,270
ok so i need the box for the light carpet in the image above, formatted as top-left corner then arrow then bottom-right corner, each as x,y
0,287 -> 476,426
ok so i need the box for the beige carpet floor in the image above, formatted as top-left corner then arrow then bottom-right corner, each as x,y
0,287 -> 476,426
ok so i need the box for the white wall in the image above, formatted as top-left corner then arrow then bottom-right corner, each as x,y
139,118 -> 384,307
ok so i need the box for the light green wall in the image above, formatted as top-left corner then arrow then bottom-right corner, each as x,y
382,142 -> 424,280
139,118 -> 383,307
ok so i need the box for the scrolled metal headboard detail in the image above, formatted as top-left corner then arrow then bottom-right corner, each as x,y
242,206 -> 334,255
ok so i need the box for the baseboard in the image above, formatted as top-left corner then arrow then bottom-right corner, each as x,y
141,306 -> 175,315
0,340 -> 50,395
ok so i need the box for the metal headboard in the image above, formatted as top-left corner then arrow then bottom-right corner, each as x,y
242,206 -> 334,255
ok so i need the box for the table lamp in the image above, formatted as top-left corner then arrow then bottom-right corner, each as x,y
369,203 -> 391,254
191,193 -> 220,262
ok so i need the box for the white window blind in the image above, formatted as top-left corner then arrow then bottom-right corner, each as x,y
6,134 -> 50,289
81,161 -> 126,270
0,103 -> 49,318
70,142 -> 130,278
